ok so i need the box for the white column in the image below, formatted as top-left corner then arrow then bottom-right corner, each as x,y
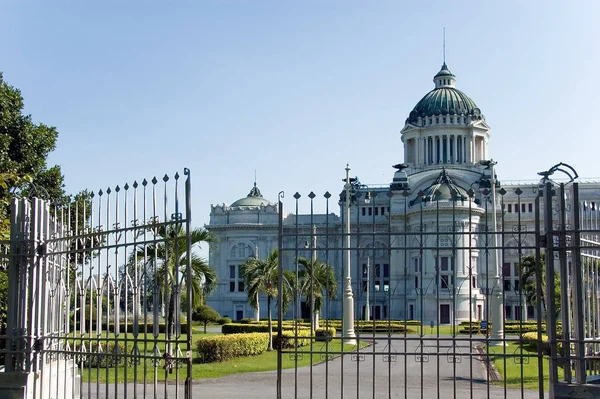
434,136 -> 438,164
445,135 -> 450,163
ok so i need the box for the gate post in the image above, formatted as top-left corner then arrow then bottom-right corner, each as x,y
1,198 -> 35,397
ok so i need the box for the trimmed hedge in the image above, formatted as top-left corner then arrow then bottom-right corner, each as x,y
315,327 -> 336,342
222,323 -> 310,335
196,333 -> 270,363
273,330 -> 312,349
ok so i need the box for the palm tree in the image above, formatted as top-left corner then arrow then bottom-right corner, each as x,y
131,225 -> 217,339
520,253 -> 560,318
297,257 -> 338,331
240,249 -> 295,351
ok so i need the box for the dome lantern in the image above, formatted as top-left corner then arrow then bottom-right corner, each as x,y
434,63 -> 456,88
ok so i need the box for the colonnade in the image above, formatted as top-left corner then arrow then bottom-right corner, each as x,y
410,134 -> 487,166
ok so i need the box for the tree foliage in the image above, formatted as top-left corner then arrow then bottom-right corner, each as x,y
240,249 -> 295,351
192,304 -> 221,333
297,257 -> 338,330
131,224 -> 217,341
520,253 -> 561,319
0,72 -> 67,238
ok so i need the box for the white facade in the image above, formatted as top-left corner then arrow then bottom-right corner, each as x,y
206,63 -> 600,323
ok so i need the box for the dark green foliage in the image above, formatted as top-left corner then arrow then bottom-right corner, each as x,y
520,253 -> 561,318
221,323 -> 310,335
272,329 -> 311,349
217,316 -> 231,325
240,249 -> 295,351
315,327 -> 336,342
297,256 -> 338,330
192,304 -> 221,333
0,72 -> 67,236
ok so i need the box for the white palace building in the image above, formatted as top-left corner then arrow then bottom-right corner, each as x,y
206,63 -> 600,324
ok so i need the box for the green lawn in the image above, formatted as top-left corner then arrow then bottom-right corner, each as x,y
484,343 -> 549,390
80,337 -> 363,383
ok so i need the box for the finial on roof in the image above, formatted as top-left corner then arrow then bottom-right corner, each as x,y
443,27 -> 446,65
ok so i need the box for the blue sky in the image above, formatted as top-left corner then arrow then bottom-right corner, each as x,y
2,1 -> 599,226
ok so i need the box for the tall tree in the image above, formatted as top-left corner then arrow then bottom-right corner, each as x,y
240,249 -> 295,351
132,225 -> 217,341
297,257 -> 338,330
0,72 -> 67,236
520,253 -> 560,319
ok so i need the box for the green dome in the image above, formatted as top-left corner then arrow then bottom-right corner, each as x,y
407,64 -> 482,124
231,183 -> 273,207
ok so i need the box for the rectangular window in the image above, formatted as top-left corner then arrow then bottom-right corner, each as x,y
527,305 -> 535,318
238,281 -> 245,292
508,204 -> 512,213
229,265 -> 236,279
374,207 -> 379,216
383,264 -> 390,278
362,281 -> 368,292
505,305 -> 512,318
374,283 -> 380,292
440,274 -> 453,289
362,264 -> 368,278
381,207 -> 385,215
528,203 -> 533,213
414,257 -> 421,273
522,203 -> 526,213
472,276 -> 477,288
503,279 -> 512,291
368,207 -> 372,216
362,207 -> 366,216
387,207 -> 390,213
375,264 -> 381,278
515,205 -> 519,213
384,281 -> 389,292
503,262 -> 511,277
229,281 -> 236,292
514,279 -> 520,292
415,276 -> 419,289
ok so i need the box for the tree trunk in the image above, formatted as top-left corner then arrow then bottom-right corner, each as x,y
167,290 -> 176,354
267,295 -> 273,351
204,321 -> 208,334
314,310 -> 320,330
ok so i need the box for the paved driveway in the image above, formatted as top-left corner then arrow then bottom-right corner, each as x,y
83,335 -> 544,398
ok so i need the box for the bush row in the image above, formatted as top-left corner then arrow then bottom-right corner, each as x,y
196,333 -> 270,363
222,323 -> 310,334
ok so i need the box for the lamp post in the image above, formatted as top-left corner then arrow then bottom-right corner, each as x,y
365,257 -> 370,321
343,164 -> 357,345
479,159 -> 504,345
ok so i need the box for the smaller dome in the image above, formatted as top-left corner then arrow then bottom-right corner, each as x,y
230,183 -> 274,207
434,63 -> 455,78
410,169 -> 469,206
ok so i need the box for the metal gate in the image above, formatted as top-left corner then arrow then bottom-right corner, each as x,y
276,163 -> 600,398
0,169 -> 193,399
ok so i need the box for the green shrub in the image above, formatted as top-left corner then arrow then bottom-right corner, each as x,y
196,333 -> 270,363
192,305 -> 220,333
78,342 -> 130,368
273,329 -> 311,349
315,327 -> 336,342
218,316 -> 232,325
222,323 -> 310,335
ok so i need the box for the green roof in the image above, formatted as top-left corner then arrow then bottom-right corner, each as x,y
407,64 -> 482,124
231,183 -> 273,207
